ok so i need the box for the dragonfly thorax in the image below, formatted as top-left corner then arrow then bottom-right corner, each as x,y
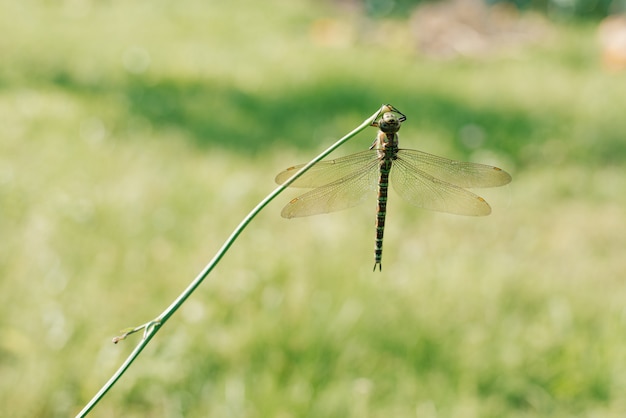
378,112 -> 402,134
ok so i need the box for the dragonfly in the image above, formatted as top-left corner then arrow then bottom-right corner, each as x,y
275,105 -> 512,271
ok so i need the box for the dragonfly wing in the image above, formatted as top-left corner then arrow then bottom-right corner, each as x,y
396,149 -> 511,188
281,158 -> 380,218
390,158 -> 492,216
275,150 -> 378,188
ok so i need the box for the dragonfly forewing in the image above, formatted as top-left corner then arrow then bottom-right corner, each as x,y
396,149 -> 512,188
275,150 -> 378,188
280,160 -> 380,218
390,157 -> 492,216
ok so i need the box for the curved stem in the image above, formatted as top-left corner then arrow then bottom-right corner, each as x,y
75,104 -> 389,417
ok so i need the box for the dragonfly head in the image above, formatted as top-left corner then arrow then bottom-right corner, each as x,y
378,112 -> 402,134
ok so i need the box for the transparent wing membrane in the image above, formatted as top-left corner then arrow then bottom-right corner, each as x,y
276,147 -> 510,218
275,150 -> 379,188
390,158 -> 492,216
396,149 -> 512,188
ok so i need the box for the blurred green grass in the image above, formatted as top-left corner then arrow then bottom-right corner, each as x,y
2,0 -> 626,417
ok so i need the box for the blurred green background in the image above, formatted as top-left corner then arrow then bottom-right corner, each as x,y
2,0 -> 626,416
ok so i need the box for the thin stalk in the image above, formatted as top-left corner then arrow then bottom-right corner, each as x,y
75,104 -> 391,417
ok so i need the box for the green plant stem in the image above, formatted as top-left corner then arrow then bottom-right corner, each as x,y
75,104 -> 389,417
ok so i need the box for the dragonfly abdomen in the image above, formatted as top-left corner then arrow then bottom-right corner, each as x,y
373,157 -> 393,271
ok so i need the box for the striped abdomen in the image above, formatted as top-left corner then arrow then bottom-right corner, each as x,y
373,157 -> 393,271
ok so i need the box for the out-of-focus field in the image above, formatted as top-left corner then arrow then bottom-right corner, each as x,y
2,0 -> 626,416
